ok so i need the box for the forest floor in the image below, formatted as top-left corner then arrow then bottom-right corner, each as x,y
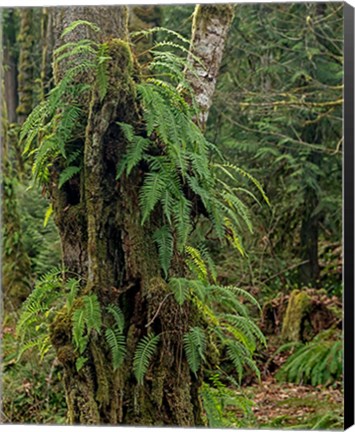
243,377 -> 343,429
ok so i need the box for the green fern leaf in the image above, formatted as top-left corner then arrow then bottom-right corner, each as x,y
60,20 -> 100,38
106,305 -> 125,333
153,225 -> 173,278
169,278 -> 190,305
76,356 -> 88,372
133,333 -> 160,385
72,308 -> 87,354
183,326 -> 206,375
58,165 -> 81,189
105,328 -> 126,370
83,294 -> 102,333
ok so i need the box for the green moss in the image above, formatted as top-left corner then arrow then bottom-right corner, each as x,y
90,341 -> 110,408
281,290 -> 311,342
192,4 -> 234,33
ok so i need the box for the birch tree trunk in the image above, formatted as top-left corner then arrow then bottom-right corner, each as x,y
45,5 -> 233,425
185,4 -> 234,129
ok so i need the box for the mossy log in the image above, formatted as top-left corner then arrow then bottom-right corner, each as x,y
261,288 -> 341,342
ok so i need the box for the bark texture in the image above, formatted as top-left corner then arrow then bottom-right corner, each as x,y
17,8 -> 35,124
185,4 -> 234,129
1,12 -> 32,311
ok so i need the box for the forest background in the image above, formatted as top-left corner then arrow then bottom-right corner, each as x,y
1,1 -> 344,429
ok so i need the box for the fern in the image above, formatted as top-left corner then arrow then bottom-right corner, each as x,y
105,328 -> 126,371
140,172 -> 166,223
153,225 -> 173,279
16,270 -> 62,338
72,293 -> 102,355
106,305 -> 125,333
185,245 -> 208,282
169,278 -> 190,305
21,20 -> 113,187
83,294 -> 102,333
72,308 -> 87,354
183,326 -> 206,375
133,333 -> 160,385
58,165 -> 81,189
276,330 -> 342,386
60,20 -> 100,38
66,278 -> 80,311
76,356 -> 88,372
200,376 -> 254,427
96,42 -> 111,101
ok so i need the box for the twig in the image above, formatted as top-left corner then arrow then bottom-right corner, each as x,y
145,293 -> 172,328
261,260 -> 309,285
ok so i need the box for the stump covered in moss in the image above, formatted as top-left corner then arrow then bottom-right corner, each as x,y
261,289 -> 341,342
281,290 -> 311,342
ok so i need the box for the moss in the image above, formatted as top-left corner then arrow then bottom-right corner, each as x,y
281,290 -> 312,342
90,341 -> 110,408
50,307 -> 72,349
151,366 -> 166,408
192,4 -> 234,33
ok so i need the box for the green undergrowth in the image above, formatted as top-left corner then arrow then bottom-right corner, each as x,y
2,314 -> 66,424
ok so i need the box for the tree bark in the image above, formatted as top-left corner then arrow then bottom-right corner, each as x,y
17,8 -> 35,125
45,5 -> 231,425
184,4 -> 234,129
1,11 -> 32,311
299,180 -> 320,287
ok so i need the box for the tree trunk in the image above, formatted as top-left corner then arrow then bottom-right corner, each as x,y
184,4 -> 234,129
1,11 -> 32,312
45,5 -> 231,425
299,183 -> 320,287
17,8 -> 35,125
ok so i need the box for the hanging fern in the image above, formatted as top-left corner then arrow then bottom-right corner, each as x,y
71,293 -> 102,358
106,304 -> 125,333
20,20 -> 111,188
72,308 -> 87,355
105,328 -> 126,371
153,225 -> 174,279
183,326 -> 206,375
169,278 -> 190,305
58,165 -> 82,189
133,333 -> 160,385
113,29 -> 269,278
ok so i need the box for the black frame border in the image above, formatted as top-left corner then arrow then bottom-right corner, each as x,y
344,2 -> 354,430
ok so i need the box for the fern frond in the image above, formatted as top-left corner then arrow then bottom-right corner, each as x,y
169,278 -> 190,305
83,294 -> 102,333
185,245 -> 208,282
140,172 -> 166,223
133,333 -> 160,385
60,20 -> 100,38
105,327 -> 126,370
58,165 -> 81,189
183,326 -> 206,375
131,26 -> 190,45
106,304 -> 125,333
76,356 -> 88,372
66,278 -> 80,311
72,308 -> 87,354
153,225 -> 173,278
